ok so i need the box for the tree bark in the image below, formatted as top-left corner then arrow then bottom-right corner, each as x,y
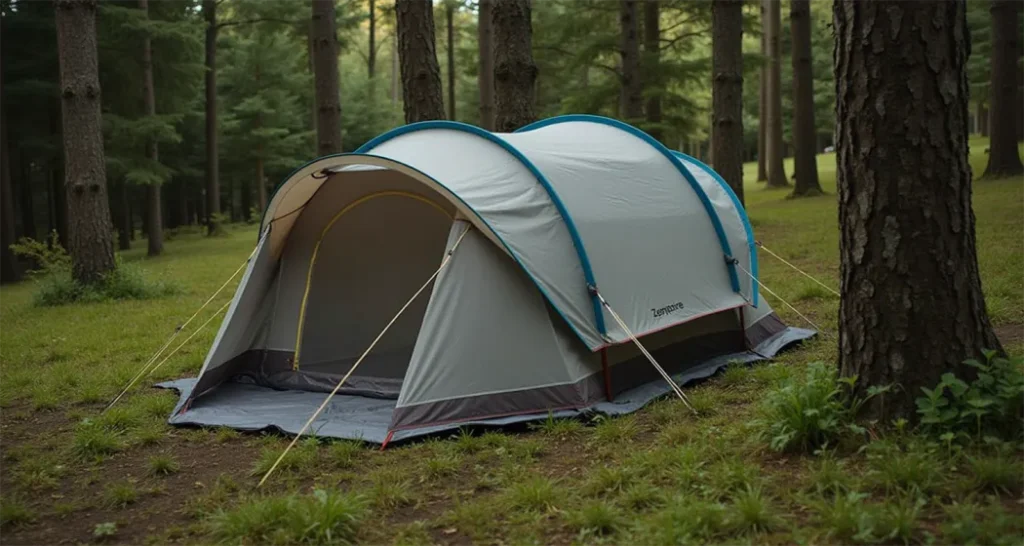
493,0 -> 537,131
834,0 -> 1003,420
711,0 -> 745,205
477,0 -> 494,130
446,2 -> 456,120
977,102 -> 988,136
368,0 -> 376,79
0,12 -> 18,282
312,0 -> 342,154
203,0 -> 220,235
764,0 -> 787,187
789,0 -> 821,196
54,0 -> 116,283
757,0 -> 768,182
643,0 -> 662,142
49,104 -> 67,244
140,0 -> 162,256
396,0 -> 445,123
619,0 -> 643,121
981,0 -> 1023,179
256,112 -> 267,212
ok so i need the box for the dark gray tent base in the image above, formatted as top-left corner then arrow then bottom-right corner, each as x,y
159,327 -> 814,445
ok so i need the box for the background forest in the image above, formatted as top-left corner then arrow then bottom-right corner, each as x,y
1,0 -> 1014,256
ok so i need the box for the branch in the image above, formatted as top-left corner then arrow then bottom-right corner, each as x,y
535,45 -> 620,77
659,30 -> 705,51
217,17 -> 302,29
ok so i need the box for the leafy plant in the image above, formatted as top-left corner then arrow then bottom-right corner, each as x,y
93,522 -> 117,539
916,351 -> 1023,441
208,489 -> 366,544
754,362 -> 884,453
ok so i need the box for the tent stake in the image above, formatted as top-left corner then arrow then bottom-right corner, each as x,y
257,226 -> 472,488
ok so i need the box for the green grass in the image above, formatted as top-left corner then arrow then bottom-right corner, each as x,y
0,146 -> 1021,544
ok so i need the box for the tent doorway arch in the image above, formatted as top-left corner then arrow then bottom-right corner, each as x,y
289,190 -> 455,398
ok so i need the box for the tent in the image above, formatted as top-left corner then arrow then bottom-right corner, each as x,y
162,115 -> 814,445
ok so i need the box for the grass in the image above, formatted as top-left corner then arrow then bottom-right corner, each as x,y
0,145 -> 1021,544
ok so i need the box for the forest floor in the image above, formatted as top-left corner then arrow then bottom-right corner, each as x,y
1,141 -> 1022,545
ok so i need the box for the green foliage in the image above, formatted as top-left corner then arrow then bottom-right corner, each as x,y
0,497 -> 35,529
8,233 -> 71,276
104,481 -> 139,508
251,438 -> 320,477
71,421 -> 124,461
148,454 -> 180,476
529,413 -> 584,437
915,351 -> 1024,441
568,501 -> 622,537
327,441 -> 363,469
754,362 -> 882,452
504,477 -> 561,512
730,485 -> 780,534
966,453 -> 1023,494
208,490 -> 367,545
93,522 -> 118,539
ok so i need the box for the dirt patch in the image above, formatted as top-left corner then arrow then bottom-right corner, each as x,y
994,324 -> 1024,347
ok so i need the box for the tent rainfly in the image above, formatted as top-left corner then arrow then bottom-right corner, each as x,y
162,115 -> 814,445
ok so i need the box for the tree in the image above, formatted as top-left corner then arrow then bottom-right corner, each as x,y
396,0 -> 445,122
446,1 -> 456,120
203,0 -> 219,234
642,0 -> 663,142
834,0 -> 1003,419
139,0 -> 163,256
493,0 -> 537,131
711,0 -> 744,204
0,7 -> 18,280
788,0 -> 821,196
312,0 -> 341,154
764,0 -> 786,187
981,0 -> 1023,179
756,0 -> 767,182
477,0 -> 494,129
54,0 -> 116,283
618,0 -> 642,121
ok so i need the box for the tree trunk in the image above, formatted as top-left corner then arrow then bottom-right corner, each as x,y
446,3 -> 456,120
711,0 -> 744,205
0,78 -> 19,283
643,0 -> 662,142
789,0 -> 821,196
396,0 -> 445,123
139,0 -> 162,256
619,0 -> 643,121
757,0 -> 768,182
178,180 -> 188,226
312,0 -> 342,154
49,104 -> 67,244
390,27 -> 399,107
54,0 -> 116,283
981,0 -> 1023,179
977,102 -> 988,136
203,0 -> 220,235
368,0 -> 376,79
764,0 -> 787,187
256,112 -> 267,213
493,0 -> 537,131
240,175 -> 251,223
117,181 -> 131,250
834,0 -> 1003,420
16,154 -> 37,241
478,0 -> 494,130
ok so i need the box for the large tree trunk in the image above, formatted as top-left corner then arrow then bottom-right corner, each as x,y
396,0 -> 445,123
446,2 -> 456,120
203,0 -> 220,235
643,0 -> 662,142
368,0 -> 376,79
789,0 -> 821,196
312,0 -> 342,154
16,154 -> 37,241
493,0 -> 537,131
977,102 -> 988,136
49,105 -> 67,244
981,0 -> 1023,179
477,0 -> 494,130
757,0 -> 768,182
54,0 -> 116,283
140,0 -> 162,256
618,0 -> 643,121
764,0 -> 787,187
711,0 -> 745,205
834,0 -> 1003,420
0,15 -> 18,282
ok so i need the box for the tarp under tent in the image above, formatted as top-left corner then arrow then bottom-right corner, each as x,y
161,115 -> 814,445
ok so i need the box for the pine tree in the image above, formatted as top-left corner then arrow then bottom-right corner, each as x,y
788,0 -> 821,196
396,0 -> 445,122
981,0 -> 1023,179
711,0 -> 744,204
312,0 -> 341,154
478,0 -> 495,130
493,0 -> 537,131
764,0 -> 787,187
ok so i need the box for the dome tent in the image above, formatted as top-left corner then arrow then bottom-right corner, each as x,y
162,115 -> 814,444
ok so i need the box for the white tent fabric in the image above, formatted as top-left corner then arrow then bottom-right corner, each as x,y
174,115 -> 811,441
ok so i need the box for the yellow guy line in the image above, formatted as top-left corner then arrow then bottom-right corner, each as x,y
291,191 -> 453,370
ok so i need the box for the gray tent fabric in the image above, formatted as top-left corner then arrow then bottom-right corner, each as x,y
167,115 -> 814,443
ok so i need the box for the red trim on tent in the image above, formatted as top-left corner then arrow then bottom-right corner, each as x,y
593,302 -> 747,351
601,348 -> 612,401
380,430 -> 395,450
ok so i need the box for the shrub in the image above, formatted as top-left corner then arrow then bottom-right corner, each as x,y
208,490 -> 367,545
754,362 -> 883,453
915,351 -> 1023,441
